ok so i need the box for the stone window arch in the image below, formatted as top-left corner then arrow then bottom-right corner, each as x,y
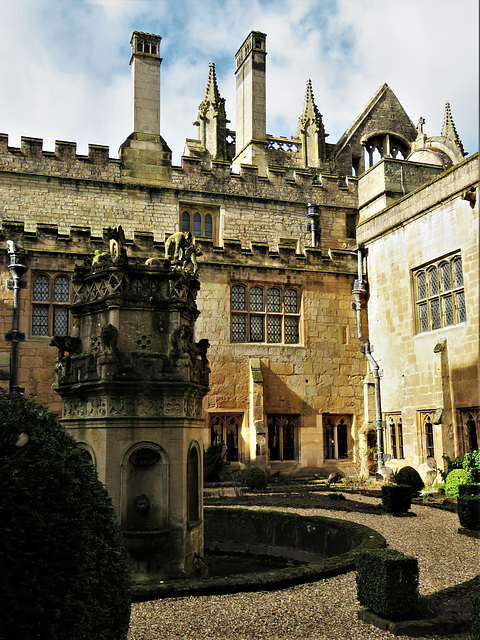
121,442 -> 168,531
363,132 -> 410,169
323,414 -> 352,460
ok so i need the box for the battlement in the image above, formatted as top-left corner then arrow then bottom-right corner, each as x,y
0,221 -> 357,276
0,134 -> 121,181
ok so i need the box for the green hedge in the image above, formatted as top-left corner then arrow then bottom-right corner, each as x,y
382,484 -> 412,514
458,483 -> 480,497
395,466 -> 424,493
457,495 -> 480,531
445,468 -> 473,497
356,548 -> 419,620
0,391 -> 131,640
242,466 -> 268,490
471,596 -> 480,640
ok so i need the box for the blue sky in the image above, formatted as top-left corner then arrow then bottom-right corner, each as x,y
0,0 -> 478,165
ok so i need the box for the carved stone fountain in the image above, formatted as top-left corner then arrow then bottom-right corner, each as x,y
52,228 -> 209,584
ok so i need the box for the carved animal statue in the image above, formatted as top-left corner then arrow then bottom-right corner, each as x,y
101,324 -> 118,353
183,242 -> 202,275
92,249 -> 110,265
49,335 -> 81,359
164,231 -> 193,266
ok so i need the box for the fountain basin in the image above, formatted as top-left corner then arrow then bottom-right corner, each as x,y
132,507 -> 386,601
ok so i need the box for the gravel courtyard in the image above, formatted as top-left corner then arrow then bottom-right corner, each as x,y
128,493 -> 479,640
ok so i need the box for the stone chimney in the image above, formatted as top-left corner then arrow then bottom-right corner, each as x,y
120,31 -> 172,183
232,31 -> 267,175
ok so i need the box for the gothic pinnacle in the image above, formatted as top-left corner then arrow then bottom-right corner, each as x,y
442,102 -> 465,156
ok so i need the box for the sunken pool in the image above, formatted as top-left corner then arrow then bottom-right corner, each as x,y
132,507 -> 385,601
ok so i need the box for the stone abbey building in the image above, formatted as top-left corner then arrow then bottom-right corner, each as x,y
1,30 -> 478,482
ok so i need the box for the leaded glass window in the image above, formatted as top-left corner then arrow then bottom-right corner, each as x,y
54,276 -> 70,303
385,413 -> 404,460
182,211 -> 190,232
32,306 -> 49,336
31,273 -> 71,336
250,315 -> 264,342
232,286 -> 246,311
267,315 -> 281,343
413,253 -> 466,332
193,212 -> 201,236
33,275 -> 49,301
232,314 -> 246,342
250,287 -> 264,312
267,288 -> 281,312
284,289 -> 298,313
441,262 -> 451,292
205,214 -> 213,238
231,284 -> 300,344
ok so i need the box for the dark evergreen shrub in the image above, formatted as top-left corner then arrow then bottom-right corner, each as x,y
471,596 -> 480,640
395,466 -> 424,493
382,484 -> 412,513
243,466 -> 268,490
458,483 -> 480,497
457,495 -> 480,531
0,391 -> 131,640
445,468 -> 473,497
356,548 -> 419,620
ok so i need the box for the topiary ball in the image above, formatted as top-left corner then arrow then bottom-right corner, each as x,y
445,468 -> 473,497
243,466 -> 268,491
396,466 -> 424,493
0,391 -> 131,640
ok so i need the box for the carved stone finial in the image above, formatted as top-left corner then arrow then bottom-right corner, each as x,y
297,79 -> 325,136
297,79 -> 327,166
416,117 -> 425,136
441,102 -> 465,156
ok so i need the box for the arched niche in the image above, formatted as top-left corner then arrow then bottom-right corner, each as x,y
121,442 -> 168,532
362,131 -> 411,169
187,442 -> 202,525
77,442 -> 96,469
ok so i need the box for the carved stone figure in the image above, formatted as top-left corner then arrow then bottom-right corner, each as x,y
106,225 -> 127,261
164,231 -> 193,266
50,335 -> 81,359
101,324 -> 119,354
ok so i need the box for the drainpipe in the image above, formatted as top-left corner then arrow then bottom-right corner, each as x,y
5,241 -> 28,394
351,248 -> 384,473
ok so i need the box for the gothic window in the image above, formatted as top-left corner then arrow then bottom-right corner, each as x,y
413,253 -> 466,333
32,273 -> 71,336
363,133 -> 410,169
179,204 -> 218,241
384,413 -> 404,460
346,213 -> 357,239
209,414 -> 241,462
419,412 -> 435,458
267,415 -> 297,462
323,415 -> 351,460
231,283 -> 300,344
458,408 -> 480,454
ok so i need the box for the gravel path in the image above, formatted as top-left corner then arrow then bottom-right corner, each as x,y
128,496 -> 480,639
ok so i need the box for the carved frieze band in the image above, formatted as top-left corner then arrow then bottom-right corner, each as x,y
62,391 -> 203,419
73,273 -> 168,304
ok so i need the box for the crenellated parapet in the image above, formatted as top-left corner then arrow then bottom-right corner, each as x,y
0,134 -> 121,181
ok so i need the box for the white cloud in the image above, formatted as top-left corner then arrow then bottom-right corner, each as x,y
0,0 -> 477,162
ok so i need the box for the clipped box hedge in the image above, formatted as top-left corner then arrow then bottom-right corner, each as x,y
458,483 -> 480,497
382,484 -> 412,514
356,548 -> 419,620
458,495 -> 480,531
